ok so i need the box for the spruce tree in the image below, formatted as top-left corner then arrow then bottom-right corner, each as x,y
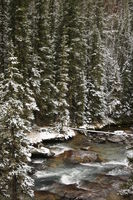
88,25 -> 106,124
0,0 -> 9,74
114,0 -> 132,123
103,1 -> 122,123
129,0 -> 133,118
55,6 -> 70,127
0,47 -> 35,200
86,1 -> 107,125
84,0 -> 94,126
27,0 -> 41,107
64,0 -> 87,126
0,1 -> 37,199
33,0 -> 58,125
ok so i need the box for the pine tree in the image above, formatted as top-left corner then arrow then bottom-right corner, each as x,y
84,0 -> 94,126
0,1 -> 37,199
86,1 -> 107,125
103,1 -> 122,123
63,0 -> 87,126
27,0 -> 41,107
114,0 -> 132,123
104,57 -> 122,121
0,48 -> 36,200
55,3 -> 70,127
56,31 -> 70,127
88,25 -> 106,124
0,0 -> 9,75
129,0 -> 133,118
33,0 -> 58,125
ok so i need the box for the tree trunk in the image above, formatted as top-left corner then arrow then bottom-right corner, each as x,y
11,127 -> 18,200
11,175 -> 18,200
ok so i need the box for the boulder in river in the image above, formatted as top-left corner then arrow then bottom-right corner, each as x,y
55,149 -> 102,164
35,190 -> 59,200
126,145 -> 133,150
35,177 -> 125,200
107,135 -> 126,144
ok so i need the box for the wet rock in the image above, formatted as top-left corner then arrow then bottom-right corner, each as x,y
50,183 -> 92,200
107,135 -> 125,143
35,191 -> 59,200
46,148 -> 103,168
87,130 -> 133,145
97,137 -> 106,143
56,149 -> 102,164
80,146 -> 91,151
36,177 -> 125,200
126,136 -> 133,145
126,145 -> 133,150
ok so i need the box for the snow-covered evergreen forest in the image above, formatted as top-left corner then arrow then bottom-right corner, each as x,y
0,0 -> 133,200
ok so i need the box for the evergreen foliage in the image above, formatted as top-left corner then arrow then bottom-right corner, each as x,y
33,0 -> 58,125
0,0 -> 133,198
0,48 -> 35,200
0,1 -> 37,199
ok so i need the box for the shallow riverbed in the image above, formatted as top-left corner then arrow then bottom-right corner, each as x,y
33,133 -> 132,200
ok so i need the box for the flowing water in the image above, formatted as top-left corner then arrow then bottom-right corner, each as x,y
33,133 -> 131,200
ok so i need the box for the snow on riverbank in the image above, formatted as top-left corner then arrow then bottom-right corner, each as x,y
26,126 -> 76,144
113,130 -> 127,136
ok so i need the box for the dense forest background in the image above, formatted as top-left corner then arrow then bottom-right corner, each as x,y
0,0 -> 133,199
0,0 -> 133,128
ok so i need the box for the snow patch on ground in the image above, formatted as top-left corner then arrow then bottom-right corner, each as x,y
26,126 -> 76,144
79,124 -> 95,129
113,130 -> 127,136
31,146 -> 51,156
32,159 -> 44,164
50,144 -> 73,156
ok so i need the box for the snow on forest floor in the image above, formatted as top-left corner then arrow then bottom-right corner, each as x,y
26,125 -> 132,145
26,126 -> 76,144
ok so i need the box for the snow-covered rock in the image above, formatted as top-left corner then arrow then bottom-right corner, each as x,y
26,126 -> 76,144
113,130 -> 127,136
120,187 -> 133,196
31,146 -> 54,158
50,144 -> 73,156
127,150 -> 133,162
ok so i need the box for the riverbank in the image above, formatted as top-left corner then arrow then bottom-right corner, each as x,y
27,125 -> 133,159
27,126 -> 76,145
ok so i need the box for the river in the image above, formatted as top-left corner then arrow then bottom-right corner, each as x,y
32,133 -> 132,200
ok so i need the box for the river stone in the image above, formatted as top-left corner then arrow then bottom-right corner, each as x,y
80,146 -> 91,151
39,178 -> 123,200
126,145 -> 133,150
107,135 -> 125,143
60,149 -> 102,164
35,191 -> 59,200
52,149 -> 102,165
50,183 -> 93,200
97,137 -> 106,143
